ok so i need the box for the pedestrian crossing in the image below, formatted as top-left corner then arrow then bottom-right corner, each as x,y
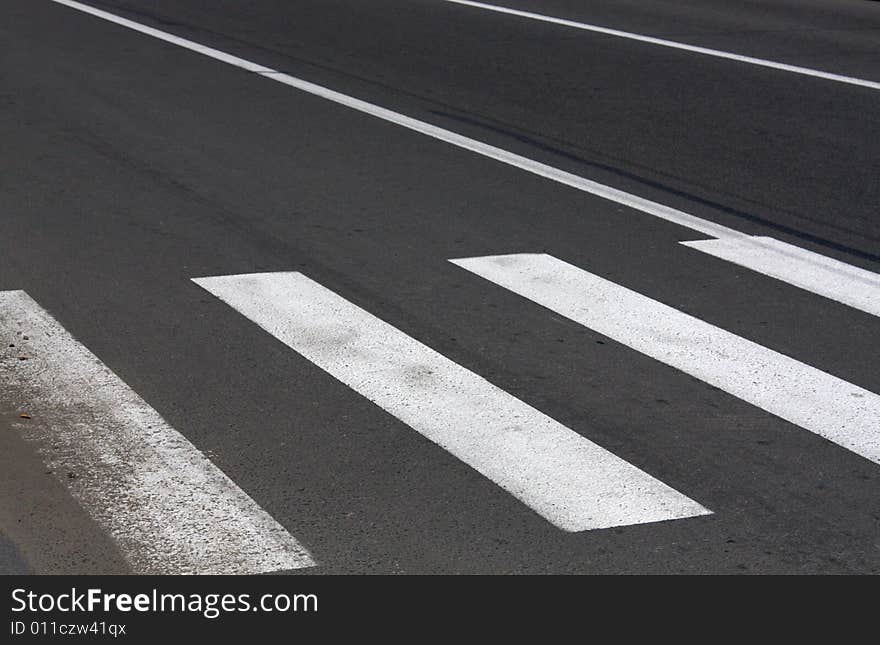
15,0 -> 876,576
2,250 -> 879,574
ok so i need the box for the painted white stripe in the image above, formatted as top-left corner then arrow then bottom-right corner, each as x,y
49,0 -> 737,239
193,272 -> 710,532
682,236 -> 880,318
0,290 -> 314,574
451,254 -> 880,464
442,0 -> 880,91
51,1 -> 878,313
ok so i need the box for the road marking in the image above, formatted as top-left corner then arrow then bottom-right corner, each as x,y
0,290 -> 314,574
50,1 -> 880,312
193,271 -> 710,532
681,236 -> 880,318
441,0 -> 880,91
451,254 -> 880,464
49,0 -> 737,240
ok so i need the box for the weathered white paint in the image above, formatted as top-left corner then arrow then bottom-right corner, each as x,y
0,290 -> 314,574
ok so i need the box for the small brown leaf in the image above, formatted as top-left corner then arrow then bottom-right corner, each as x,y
19,413 -> 31,419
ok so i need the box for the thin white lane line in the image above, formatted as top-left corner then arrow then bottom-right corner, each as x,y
50,0 -> 879,309
441,0 -> 880,90
193,272 -> 710,532
451,254 -> 880,465
0,290 -> 314,574
681,236 -> 880,318
49,0 -> 739,239
256,68 -> 741,242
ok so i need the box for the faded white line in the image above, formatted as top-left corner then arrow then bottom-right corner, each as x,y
193,272 -> 710,532
442,0 -> 880,90
51,1 -> 879,313
0,290 -> 314,574
451,254 -> 880,464
682,236 -> 880,318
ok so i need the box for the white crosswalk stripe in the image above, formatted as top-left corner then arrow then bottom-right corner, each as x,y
451,253 -> 880,465
192,271 -> 710,532
0,290 -> 314,574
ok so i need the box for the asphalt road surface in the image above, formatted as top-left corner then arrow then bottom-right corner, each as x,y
1,0 -> 879,574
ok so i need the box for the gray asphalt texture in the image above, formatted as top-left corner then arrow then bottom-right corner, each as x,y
1,0 -> 879,574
